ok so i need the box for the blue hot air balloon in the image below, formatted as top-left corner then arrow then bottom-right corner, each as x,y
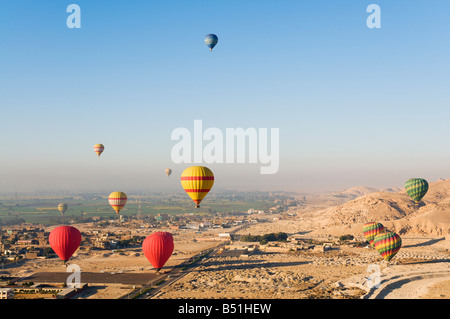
204,34 -> 218,51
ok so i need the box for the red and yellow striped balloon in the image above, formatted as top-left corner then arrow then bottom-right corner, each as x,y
94,144 -> 105,157
374,231 -> 402,262
363,222 -> 386,247
180,166 -> 214,208
108,191 -> 127,215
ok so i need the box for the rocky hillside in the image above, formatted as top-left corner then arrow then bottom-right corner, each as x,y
300,179 -> 450,237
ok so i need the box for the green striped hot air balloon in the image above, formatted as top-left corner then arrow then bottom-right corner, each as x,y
374,231 -> 402,262
405,178 -> 429,204
363,222 -> 386,247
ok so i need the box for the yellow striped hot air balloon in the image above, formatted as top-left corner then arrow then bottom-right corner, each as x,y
94,144 -> 105,157
108,191 -> 127,215
180,166 -> 214,208
57,203 -> 68,216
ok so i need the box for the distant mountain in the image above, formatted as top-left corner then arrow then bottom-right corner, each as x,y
300,179 -> 450,237
332,185 -> 401,199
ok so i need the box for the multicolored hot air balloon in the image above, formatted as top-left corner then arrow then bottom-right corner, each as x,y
181,166 -> 214,208
405,178 -> 428,203
108,191 -> 127,215
363,222 -> 386,247
142,232 -> 174,271
49,226 -> 82,263
204,34 -> 218,51
374,231 -> 402,262
94,144 -> 105,157
165,168 -> 172,177
57,203 -> 68,216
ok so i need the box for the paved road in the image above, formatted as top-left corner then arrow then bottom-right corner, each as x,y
136,244 -> 225,299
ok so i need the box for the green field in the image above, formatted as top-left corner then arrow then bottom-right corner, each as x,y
0,192 -> 297,226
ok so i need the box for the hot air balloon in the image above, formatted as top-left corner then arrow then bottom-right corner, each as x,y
374,231 -> 402,262
204,34 -> 218,51
142,232 -> 174,271
181,166 -> 214,208
165,168 -> 172,177
94,144 -> 105,157
363,222 -> 386,247
57,203 -> 68,216
49,226 -> 82,263
405,178 -> 428,204
108,191 -> 127,215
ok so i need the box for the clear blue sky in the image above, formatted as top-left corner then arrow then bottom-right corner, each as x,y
1,0 -> 450,194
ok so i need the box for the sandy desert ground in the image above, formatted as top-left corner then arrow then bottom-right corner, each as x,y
6,218 -> 450,299
153,218 -> 450,299
5,181 -> 450,299
5,225 -> 222,299
152,181 -> 450,300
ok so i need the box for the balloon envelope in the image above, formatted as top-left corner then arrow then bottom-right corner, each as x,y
49,226 -> 82,262
142,232 -> 174,271
180,166 -> 214,208
57,203 -> 68,216
405,178 -> 428,203
165,168 -> 172,177
363,222 -> 385,247
374,232 -> 402,262
204,34 -> 218,51
108,191 -> 127,214
94,144 -> 105,157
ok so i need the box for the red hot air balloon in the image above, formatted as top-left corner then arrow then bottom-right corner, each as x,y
49,226 -> 82,263
142,232 -> 174,271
